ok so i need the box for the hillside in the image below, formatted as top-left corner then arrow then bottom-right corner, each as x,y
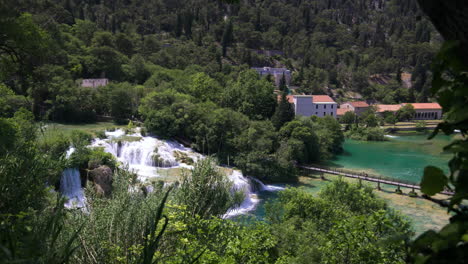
1,0 -> 440,119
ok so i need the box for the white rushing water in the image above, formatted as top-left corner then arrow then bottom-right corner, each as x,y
89,128 -> 283,217
91,129 -> 201,180
60,168 -> 86,209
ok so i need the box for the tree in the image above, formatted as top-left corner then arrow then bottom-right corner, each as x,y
177,158 -> 242,219
272,92 -> 295,130
364,113 -> 379,127
340,111 -> 357,129
279,73 -> 288,92
221,19 -> 233,57
396,104 -> 415,121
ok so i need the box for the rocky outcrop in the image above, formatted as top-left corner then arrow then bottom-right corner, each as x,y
88,165 -> 113,197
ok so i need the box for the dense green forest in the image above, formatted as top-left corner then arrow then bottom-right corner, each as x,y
1,0 -> 467,263
2,0 -> 440,122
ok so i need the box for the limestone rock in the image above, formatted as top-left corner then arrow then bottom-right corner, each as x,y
89,165 -> 113,197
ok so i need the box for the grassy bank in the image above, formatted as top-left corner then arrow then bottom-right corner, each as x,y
297,172 -> 451,235
38,122 -> 126,140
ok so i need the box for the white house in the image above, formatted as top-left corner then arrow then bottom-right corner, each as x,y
284,95 -> 338,118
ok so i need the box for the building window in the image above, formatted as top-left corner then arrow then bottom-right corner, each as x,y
316,105 -> 318,109
324,112 -> 326,116
324,105 -> 327,109
315,112 -> 318,115
331,105 -> 333,109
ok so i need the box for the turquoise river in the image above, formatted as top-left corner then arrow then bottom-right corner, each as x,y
241,134 -> 454,225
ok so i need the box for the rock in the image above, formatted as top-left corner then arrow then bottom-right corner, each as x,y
89,165 -> 113,197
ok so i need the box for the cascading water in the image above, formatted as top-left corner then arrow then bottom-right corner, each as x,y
92,129 -> 201,180
91,128 -> 283,217
60,168 -> 86,209
223,171 -> 260,218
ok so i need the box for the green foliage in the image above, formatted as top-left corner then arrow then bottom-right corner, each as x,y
272,92 -> 294,130
176,158 -> 242,218
397,104 -> 416,122
267,180 -> 412,264
409,37 -> 468,262
339,111 -> 357,127
415,120 -> 427,131
345,126 -> 386,141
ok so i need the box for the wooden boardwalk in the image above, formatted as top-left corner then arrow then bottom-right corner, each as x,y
299,165 -> 454,196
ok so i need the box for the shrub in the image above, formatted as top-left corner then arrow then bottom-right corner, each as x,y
94,130 -> 107,139
70,130 -> 93,148
140,127 -> 147,136
415,121 -> 427,132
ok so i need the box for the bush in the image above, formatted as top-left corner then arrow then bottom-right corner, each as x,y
70,130 -> 93,148
415,121 -> 427,132
345,126 -> 386,141
140,127 -> 147,136
39,132 -> 70,159
94,130 -> 107,139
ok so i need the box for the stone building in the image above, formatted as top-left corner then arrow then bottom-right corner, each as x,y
340,101 -> 370,116
81,78 -> 109,88
284,95 -> 338,118
252,67 -> 291,87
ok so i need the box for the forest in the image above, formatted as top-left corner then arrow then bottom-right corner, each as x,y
1,0 -> 467,263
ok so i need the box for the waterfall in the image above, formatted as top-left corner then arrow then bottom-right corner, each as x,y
250,177 -> 285,192
60,168 -> 86,209
91,129 -> 201,180
91,128 -> 283,217
223,171 -> 260,218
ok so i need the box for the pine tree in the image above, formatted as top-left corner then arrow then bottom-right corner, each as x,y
279,73 -> 288,92
272,91 -> 295,130
183,11 -> 193,39
175,13 -> 183,37
396,66 -> 402,84
221,19 -> 233,57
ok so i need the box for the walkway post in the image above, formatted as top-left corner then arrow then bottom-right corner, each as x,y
321,172 -> 325,180
377,181 -> 381,191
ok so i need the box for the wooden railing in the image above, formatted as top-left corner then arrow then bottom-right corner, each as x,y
299,165 -> 453,196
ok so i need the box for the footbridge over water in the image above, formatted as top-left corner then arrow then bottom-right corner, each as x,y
299,165 -> 454,196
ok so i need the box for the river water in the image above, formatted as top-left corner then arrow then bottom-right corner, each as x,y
244,134 -> 453,221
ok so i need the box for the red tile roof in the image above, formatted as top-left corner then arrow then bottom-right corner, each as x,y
312,95 -> 335,103
337,108 -> 352,116
376,104 -> 402,112
347,101 -> 369,108
403,103 -> 442,110
276,94 -> 336,104
276,95 -> 295,103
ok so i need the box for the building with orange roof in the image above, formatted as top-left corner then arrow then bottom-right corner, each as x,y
336,108 -> 352,118
374,103 -> 442,120
340,101 -> 370,116
278,94 -> 337,118
375,104 -> 403,112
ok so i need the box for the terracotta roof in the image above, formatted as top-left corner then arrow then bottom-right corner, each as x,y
312,95 -> 335,103
376,104 -> 402,112
347,101 -> 369,108
276,95 -> 295,103
337,108 -> 352,116
403,103 -> 442,110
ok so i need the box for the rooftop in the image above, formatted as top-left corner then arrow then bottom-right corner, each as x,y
337,108 -> 352,116
277,94 -> 336,104
312,95 -> 336,103
346,101 -> 369,108
403,103 -> 442,110
375,104 -> 403,112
